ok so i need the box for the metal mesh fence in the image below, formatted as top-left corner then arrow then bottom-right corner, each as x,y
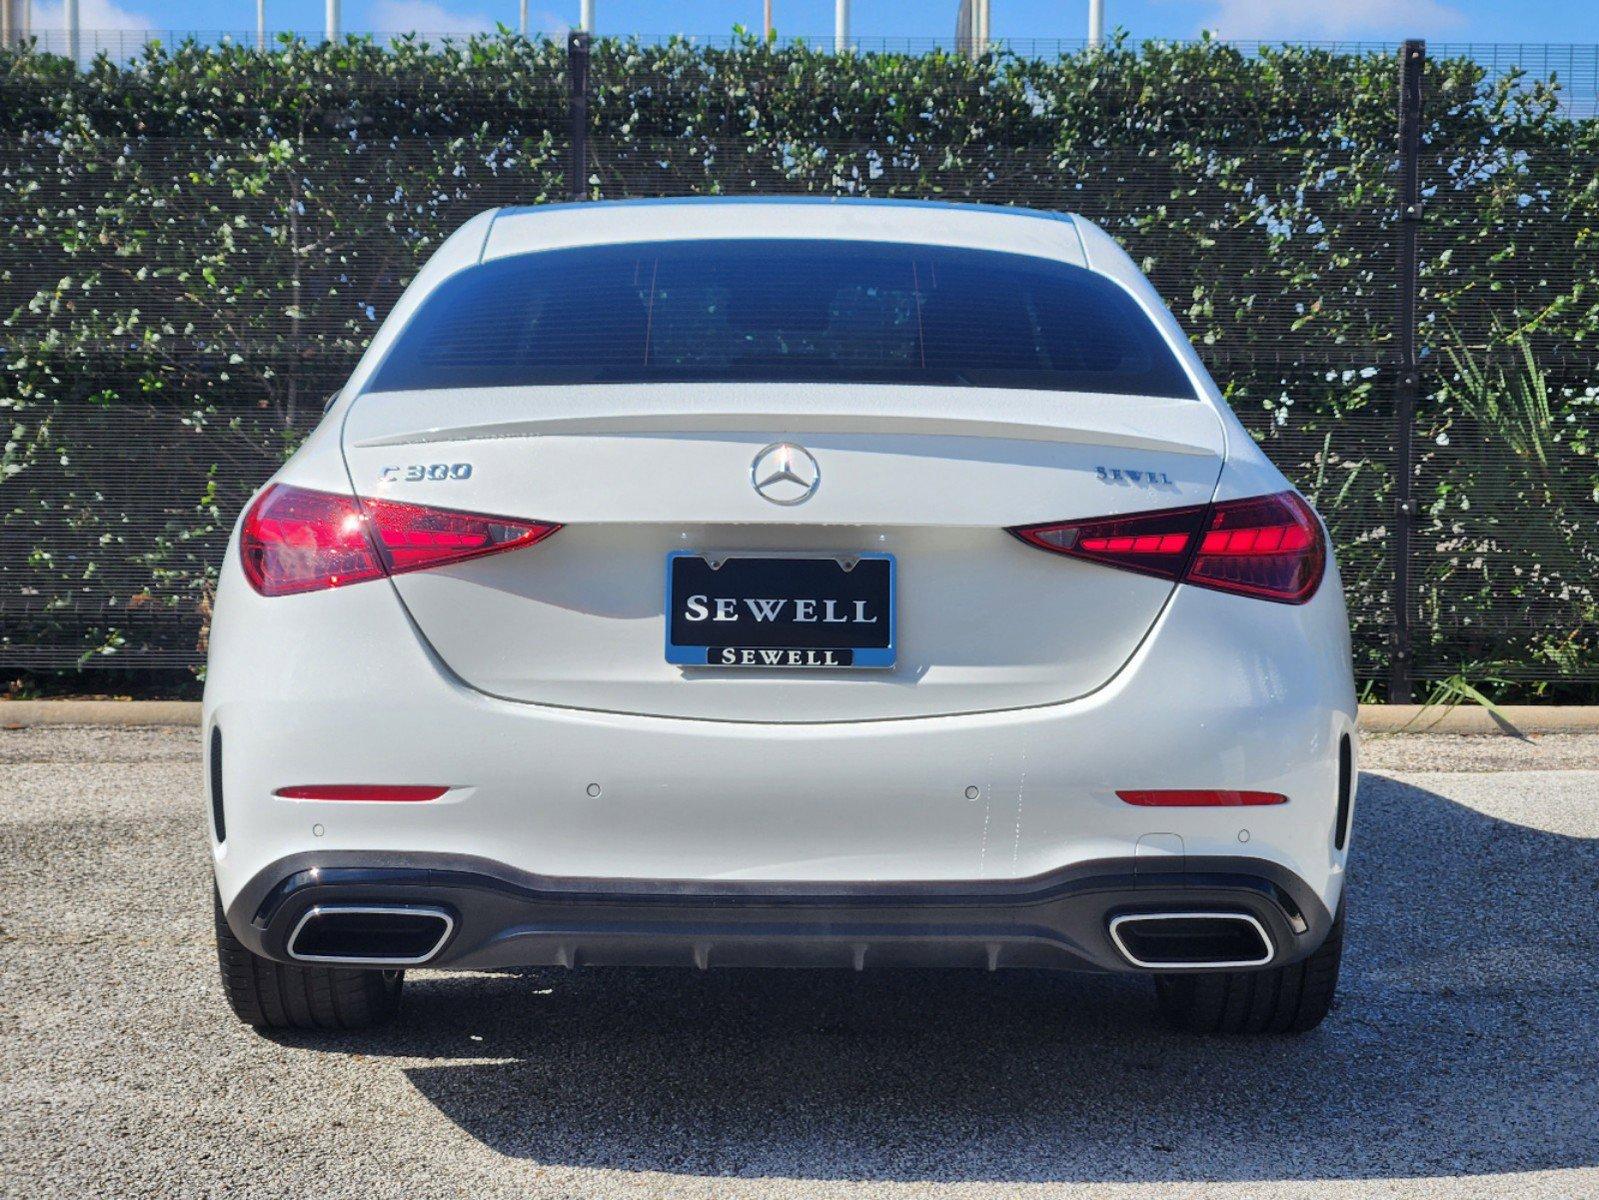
1,33 -> 1595,696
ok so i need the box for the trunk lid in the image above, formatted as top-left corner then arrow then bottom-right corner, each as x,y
340,384 -> 1224,721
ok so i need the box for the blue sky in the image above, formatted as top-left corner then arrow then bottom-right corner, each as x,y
28,0 -> 1599,48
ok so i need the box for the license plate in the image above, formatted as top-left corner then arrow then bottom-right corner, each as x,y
665,553 -> 895,668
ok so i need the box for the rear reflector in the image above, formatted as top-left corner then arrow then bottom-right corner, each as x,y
241,483 -> 559,596
275,785 -> 450,802
1009,490 -> 1325,604
1118,789 -> 1288,806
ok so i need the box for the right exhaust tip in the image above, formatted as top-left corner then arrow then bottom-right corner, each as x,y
287,904 -> 454,966
1108,911 -> 1274,970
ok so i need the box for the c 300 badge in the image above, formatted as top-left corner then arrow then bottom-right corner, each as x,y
380,462 -> 473,483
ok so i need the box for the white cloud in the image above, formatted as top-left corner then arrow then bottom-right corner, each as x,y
1202,0 -> 1467,40
534,9 -> 571,38
368,0 -> 496,35
32,0 -> 151,31
31,0 -> 152,61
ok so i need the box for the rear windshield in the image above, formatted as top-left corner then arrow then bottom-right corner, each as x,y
367,238 -> 1196,398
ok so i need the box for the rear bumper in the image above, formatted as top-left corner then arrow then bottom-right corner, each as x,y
226,851 -> 1335,974
206,547 -> 1358,918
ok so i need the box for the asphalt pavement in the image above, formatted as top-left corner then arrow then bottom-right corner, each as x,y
2,727 -> 1596,1199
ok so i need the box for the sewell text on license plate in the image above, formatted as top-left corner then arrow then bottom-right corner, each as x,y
665,553 -> 895,669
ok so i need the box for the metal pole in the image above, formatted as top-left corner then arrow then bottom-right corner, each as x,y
834,0 -> 848,52
579,0 -> 593,32
763,0 -> 772,40
1088,0 -> 1103,49
325,0 -> 338,42
1389,38 -> 1425,703
256,0 -> 265,49
1,0 -> 26,49
567,29 -> 591,201
519,0 -> 528,35
65,0 -> 77,61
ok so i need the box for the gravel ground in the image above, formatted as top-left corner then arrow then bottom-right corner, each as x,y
1,727 -> 1596,1199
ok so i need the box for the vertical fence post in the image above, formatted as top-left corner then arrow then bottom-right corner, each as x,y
1389,38 -> 1425,702
567,29 -> 592,202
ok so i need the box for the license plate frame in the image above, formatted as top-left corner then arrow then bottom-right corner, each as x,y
664,552 -> 896,669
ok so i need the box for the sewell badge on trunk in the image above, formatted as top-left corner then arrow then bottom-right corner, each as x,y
665,553 -> 895,668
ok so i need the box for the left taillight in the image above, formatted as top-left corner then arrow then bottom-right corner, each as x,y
1009,490 -> 1325,605
240,485 -> 384,596
240,483 -> 559,597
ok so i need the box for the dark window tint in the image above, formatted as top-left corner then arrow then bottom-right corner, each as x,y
368,239 -> 1195,398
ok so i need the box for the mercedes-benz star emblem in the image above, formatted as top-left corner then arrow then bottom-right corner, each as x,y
750,442 -> 820,506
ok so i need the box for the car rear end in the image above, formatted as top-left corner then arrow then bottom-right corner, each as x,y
206,199 -> 1357,1031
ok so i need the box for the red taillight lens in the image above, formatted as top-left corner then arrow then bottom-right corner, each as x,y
1009,490 -> 1325,604
1010,504 -> 1207,581
240,485 -> 385,596
241,484 -> 559,597
363,495 -> 560,576
1118,789 -> 1288,806
1187,492 -> 1325,603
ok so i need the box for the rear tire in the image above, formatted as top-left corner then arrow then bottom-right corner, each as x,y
1154,901 -> 1344,1035
213,886 -> 403,1030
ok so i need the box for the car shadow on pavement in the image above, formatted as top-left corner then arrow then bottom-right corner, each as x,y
280,772 -> 1599,1184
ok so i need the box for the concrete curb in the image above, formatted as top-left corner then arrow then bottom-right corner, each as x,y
0,700 -> 202,727
3,699 -> 1599,734
1357,704 -> 1599,735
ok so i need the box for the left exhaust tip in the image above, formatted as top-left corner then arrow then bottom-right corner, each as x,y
286,904 -> 454,966
1107,911 -> 1274,970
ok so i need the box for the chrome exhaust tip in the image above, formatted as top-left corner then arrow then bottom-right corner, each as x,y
1107,911 -> 1274,970
286,904 -> 454,966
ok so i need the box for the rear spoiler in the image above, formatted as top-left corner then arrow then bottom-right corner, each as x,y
346,385 -> 1222,459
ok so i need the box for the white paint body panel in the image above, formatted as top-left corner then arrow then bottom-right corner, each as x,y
342,385 -> 1225,721
206,200 -> 1357,923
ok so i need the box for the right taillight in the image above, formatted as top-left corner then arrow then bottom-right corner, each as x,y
1009,490 -> 1325,604
240,483 -> 559,597
1187,492 -> 1325,603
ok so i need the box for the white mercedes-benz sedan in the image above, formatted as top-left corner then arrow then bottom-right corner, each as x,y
207,198 -> 1356,1036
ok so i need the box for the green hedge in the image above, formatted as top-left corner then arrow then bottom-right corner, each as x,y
1,33 -> 1595,694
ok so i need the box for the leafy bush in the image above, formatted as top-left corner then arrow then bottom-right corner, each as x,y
1,32 -> 1595,693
